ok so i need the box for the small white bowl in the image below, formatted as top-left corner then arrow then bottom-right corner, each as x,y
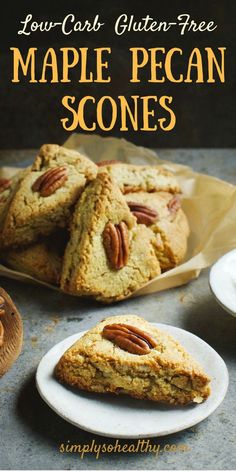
209,248 -> 236,317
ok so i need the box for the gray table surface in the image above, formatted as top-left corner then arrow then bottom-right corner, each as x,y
0,149 -> 236,471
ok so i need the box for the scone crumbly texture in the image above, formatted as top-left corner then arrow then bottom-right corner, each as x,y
55,315 -> 211,405
61,173 -> 161,302
125,191 -> 190,270
32,144 -> 96,179
1,145 -> 97,248
0,168 -> 29,231
2,237 -> 65,285
99,163 -> 180,194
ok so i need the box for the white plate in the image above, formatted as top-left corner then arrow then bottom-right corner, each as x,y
36,323 -> 228,438
209,249 -> 236,317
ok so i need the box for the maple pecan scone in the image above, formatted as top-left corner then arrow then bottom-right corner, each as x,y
97,162 -> 180,194
55,315 -> 211,405
0,168 -> 29,232
125,191 -> 190,270
2,231 -> 68,285
60,173 -> 161,302
1,145 -> 97,248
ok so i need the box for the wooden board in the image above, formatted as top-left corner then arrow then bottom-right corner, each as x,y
0,287 -> 23,377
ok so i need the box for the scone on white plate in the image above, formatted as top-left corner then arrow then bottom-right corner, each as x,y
55,315 -> 211,405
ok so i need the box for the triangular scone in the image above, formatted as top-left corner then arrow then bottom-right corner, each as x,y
2,230 -> 68,286
1,145 -> 97,248
98,162 -> 180,194
60,173 -> 161,302
32,144 -> 96,176
0,168 -> 29,231
55,315 -> 211,405
125,191 -> 190,270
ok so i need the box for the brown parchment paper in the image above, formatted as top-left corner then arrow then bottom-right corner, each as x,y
1,134 -> 236,299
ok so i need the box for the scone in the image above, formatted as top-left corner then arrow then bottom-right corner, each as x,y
61,173 -> 161,302
125,191 -> 190,270
1,144 -> 97,248
98,162 -> 180,194
55,315 -> 211,405
0,168 -> 29,231
32,144 -> 96,175
2,231 -> 68,285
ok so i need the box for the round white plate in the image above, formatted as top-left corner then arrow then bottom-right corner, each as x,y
209,249 -> 236,317
36,323 -> 228,438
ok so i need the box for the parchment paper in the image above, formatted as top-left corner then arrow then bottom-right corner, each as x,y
1,134 -> 236,299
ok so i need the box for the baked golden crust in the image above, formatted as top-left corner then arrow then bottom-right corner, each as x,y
125,191 -> 190,270
0,168 -> 29,231
2,234 -> 67,285
99,163 -> 180,194
32,144 -> 96,181
55,315 -> 211,405
0,148 -> 190,299
60,173 -> 161,302
1,145 -> 97,248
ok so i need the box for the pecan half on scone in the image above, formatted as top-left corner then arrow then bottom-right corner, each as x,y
32,166 -> 68,197
102,323 -> 158,355
125,191 -> 189,271
127,202 -> 158,226
103,221 -> 129,270
1,145 -> 97,248
55,314 -> 211,405
60,173 -> 161,302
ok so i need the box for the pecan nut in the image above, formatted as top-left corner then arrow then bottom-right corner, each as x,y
97,160 -> 120,167
102,323 -> 157,355
168,195 -> 181,214
103,221 -> 129,270
0,178 -> 11,193
32,167 -> 68,197
127,201 -> 158,226
0,295 -> 5,317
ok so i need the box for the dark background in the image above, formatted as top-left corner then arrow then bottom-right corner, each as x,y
0,0 -> 235,149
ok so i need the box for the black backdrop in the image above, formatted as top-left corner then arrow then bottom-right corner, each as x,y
0,0 -> 235,149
